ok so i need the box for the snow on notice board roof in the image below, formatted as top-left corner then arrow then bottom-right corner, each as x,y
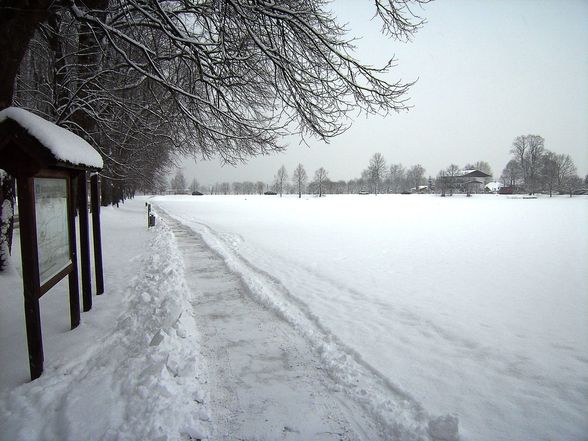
0,107 -> 103,169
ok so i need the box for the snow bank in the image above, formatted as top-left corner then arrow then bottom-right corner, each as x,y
0,216 -> 209,441
0,107 -> 103,169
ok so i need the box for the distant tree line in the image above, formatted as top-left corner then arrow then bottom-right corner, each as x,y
169,141 -> 585,198
167,155 -> 430,197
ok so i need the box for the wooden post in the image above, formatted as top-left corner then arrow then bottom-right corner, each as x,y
90,174 -> 104,295
77,171 -> 92,311
16,177 -> 44,380
67,176 -> 81,329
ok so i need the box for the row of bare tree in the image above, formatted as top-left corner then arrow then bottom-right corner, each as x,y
1,0 -> 426,198
179,144 -> 585,198
0,0 -> 428,270
501,135 -> 582,196
178,157 -> 428,197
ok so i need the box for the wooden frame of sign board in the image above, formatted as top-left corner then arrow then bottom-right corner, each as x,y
16,170 -> 81,380
0,115 -> 103,381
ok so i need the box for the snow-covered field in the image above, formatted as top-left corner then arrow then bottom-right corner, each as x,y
155,193 -> 588,441
1,194 -> 587,441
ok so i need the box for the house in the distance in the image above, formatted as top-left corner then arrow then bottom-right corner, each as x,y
438,169 -> 492,196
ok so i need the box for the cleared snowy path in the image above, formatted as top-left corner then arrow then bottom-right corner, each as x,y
165,214 -> 387,441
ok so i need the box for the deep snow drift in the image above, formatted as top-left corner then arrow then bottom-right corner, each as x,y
155,193 -> 588,441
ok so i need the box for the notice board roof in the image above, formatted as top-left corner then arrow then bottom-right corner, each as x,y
0,107 -> 103,174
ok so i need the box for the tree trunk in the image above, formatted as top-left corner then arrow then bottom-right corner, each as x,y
0,1 -> 52,271
71,1 -> 109,136
0,1 -> 52,110
47,11 -> 69,119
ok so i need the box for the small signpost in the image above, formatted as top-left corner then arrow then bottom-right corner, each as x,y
0,108 -> 104,380
147,203 -> 156,228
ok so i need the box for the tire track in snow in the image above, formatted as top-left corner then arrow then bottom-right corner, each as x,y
156,206 -> 459,441
163,213 -> 384,440
202,220 -> 588,430
252,246 -> 588,422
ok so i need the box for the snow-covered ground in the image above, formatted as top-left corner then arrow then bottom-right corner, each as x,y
154,193 -> 588,441
162,214 -> 402,441
0,200 -> 210,440
1,194 -> 587,441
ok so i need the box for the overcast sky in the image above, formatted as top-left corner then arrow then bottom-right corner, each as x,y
180,0 -> 588,187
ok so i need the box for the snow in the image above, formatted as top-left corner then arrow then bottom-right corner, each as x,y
0,107 -> 103,169
485,181 -> 504,192
164,215 -> 392,439
1,194 -> 587,441
428,415 -> 460,441
0,197 -> 13,265
154,193 -> 588,441
0,200 -> 209,440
